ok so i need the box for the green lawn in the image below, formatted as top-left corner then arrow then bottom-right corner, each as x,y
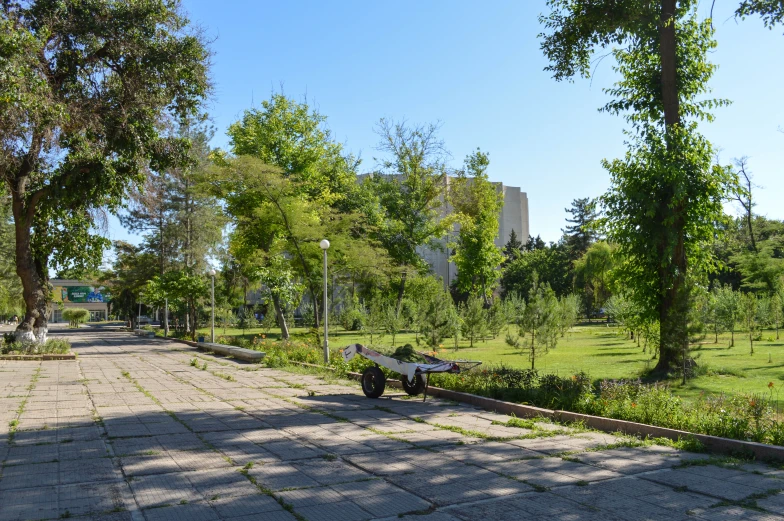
197,322 -> 784,406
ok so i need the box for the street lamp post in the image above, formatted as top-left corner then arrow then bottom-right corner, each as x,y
137,301 -> 142,330
209,269 -> 216,343
319,239 -> 330,364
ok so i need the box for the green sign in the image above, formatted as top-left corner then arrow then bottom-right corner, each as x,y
67,287 -> 91,303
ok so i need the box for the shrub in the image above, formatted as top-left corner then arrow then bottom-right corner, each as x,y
62,308 -> 90,328
1,338 -> 71,355
231,336 -> 784,447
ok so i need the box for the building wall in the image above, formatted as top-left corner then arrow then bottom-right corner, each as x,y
49,279 -> 109,322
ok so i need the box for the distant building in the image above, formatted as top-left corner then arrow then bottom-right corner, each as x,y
49,279 -> 109,322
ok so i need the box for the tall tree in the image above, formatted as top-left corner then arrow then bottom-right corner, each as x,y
449,149 -> 505,303
540,2 -> 735,373
226,94 -> 362,328
367,119 -> 451,314
0,0 -> 209,342
562,197 -> 599,260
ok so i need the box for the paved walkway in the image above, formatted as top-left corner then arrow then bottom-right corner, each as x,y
2,328 -> 784,521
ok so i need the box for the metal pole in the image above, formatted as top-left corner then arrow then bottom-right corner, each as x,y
164,298 -> 168,338
211,274 -> 215,343
137,302 -> 141,330
323,248 -> 329,364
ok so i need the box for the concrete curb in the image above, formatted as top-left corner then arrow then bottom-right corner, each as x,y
0,354 -> 76,361
146,335 -> 265,363
289,361 -> 784,461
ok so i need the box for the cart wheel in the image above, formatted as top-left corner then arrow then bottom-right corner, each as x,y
401,374 -> 426,396
361,367 -> 386,398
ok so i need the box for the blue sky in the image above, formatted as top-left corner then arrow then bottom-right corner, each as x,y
107,0 -> 784,247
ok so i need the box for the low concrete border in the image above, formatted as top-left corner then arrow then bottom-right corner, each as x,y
195,342 -> 265,362
141,334 -> 266,363
290,361 -> 784,461
0,354 -> 76,361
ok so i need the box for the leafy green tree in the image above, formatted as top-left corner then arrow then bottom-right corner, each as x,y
101,242 -> 159,327
740,292 -> 763,355
573,241 -> 616,318
449,150 -> 505,303
771,291 -> 783,340
736,0 -> 784,28
563,198 -> 599,261
366,119 -> 451,313
381,304 -> 405,347
62,308 -> 89,328
222,96 -> 385,332
557,294 -> 581,337
500,243 -> 571,298
0,0 -> 209,342
713,285 -> 741,348
361,299 -> 386,345
419,287 -> 456,348
541,3 -> 736,372
257,255 -> 303,340
487,299 -> 507,339
519,274 -> 560,370
705,288 -> 724,344
144,270 -> 208,340
460,294 -> 488,348
228,93 -> 359,208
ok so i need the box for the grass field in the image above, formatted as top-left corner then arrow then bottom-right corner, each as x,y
196,322 -> 784,406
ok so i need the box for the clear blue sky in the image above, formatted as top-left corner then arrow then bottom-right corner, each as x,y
107,0 -> 784,247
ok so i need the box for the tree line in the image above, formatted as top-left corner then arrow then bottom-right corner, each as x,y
1,0 -> 782,381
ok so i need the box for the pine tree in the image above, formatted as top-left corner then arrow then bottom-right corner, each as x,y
562,198 -> 599,260
503,230 -> 523,263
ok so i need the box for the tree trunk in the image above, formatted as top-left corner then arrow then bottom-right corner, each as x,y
13,208 -> 49,343
396,270 -> 407,317
655,230 -> 687,374
652,0 -> 685,375
272,293 -> 289,340
659,0 -> 680,129
530,330 -> 536,370
188,298 -> 197,341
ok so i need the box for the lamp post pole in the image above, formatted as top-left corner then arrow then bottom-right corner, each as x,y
137,302 -> 141,330
320,239 -> 330,364
210,269 -> 216,343
164,298 -> 168,338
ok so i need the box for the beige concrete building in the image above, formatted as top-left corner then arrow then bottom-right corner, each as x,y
49,279 -> 109,323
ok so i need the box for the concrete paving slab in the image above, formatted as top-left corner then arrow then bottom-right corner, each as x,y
5,328 -> 784,521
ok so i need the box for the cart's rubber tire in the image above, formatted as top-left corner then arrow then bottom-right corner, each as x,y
401,374 -> 426,396
361,367 -> 386,398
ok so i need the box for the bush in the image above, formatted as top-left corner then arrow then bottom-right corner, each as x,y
62,308 -> 90,328
1,338 -> 71,355
224,336 -> 784,447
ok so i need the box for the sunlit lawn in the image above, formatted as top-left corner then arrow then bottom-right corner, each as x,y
197,322 -> 784,406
